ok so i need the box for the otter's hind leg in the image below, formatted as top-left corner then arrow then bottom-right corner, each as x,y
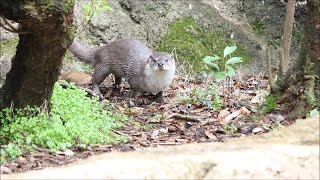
114,76 -> 122,89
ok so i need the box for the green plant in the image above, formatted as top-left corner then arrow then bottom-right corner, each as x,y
222,123 -> 238,135
203,45 -> 243,82
130,120 -> 155,130
252,17 -> 266,36
309,108 -> 319,117
0,82 -> 127,164
263,95 -> 277,113
82,0 -> 112,22
271,121 -> 284,130
0,143 -> 23,163
179,84 -> 222,110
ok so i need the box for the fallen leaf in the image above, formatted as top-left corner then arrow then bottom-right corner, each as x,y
159,127 -> 168,133
150,130 -> 159,140
218,109 -> 230,118
168,126 -> 178,132
204,131 -> 217,140
56,149 -> 74,156
0,166 -> 12,174
252,127 -> 264,133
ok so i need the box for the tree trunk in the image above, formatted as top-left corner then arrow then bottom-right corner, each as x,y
0,1 -> 75,110
279,0 -> 319,119
280,0 -> 296,75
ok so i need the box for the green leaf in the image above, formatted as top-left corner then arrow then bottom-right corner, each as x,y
203,55 -> 221,63
209,64 -> 220,72
203,56 -> 220,71
223,45 -> 237,57
225,65 -> 235,77
82,4 -> 90,15
309,108 -> 319,117
102,5 -> 113,11
26,136 -> 32,145
214,72 -> 226,82
226,57 -> 243,65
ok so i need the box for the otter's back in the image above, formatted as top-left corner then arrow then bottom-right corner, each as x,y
95,38 -> 153,77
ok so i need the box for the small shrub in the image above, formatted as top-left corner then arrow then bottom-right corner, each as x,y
0,82 -> 128,164
222,123 -> 238,135
263,95 -> 277,113
203,45 -> 243,82
82,0 -> 112,22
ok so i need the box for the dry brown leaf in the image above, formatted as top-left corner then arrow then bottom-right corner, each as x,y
150,130 -> 159,140
218,109 -> 230,118
55,149 -> 74,156
252,127 -> 264,133
204,131 -> 217,140
220,107 -> 249,124
159,127 -> 169,133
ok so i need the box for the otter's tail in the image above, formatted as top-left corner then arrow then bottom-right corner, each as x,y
69,41 -> 95,66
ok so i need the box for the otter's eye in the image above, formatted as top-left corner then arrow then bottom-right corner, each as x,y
165,59 -> 169,62
153,59 -> 157,63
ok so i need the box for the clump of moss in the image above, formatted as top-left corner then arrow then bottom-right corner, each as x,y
263,94 -> 278,113
156,17 -> 251,74
252,17 -> 266,36
0,38 -> 18,56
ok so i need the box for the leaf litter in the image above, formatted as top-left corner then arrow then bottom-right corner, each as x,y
1,73 -> 293,174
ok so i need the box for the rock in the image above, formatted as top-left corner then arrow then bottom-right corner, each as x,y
269,114 -> 286,123
0,166 -> 12,174
60,71 -> 91,85
1,0 -> 306,76
2,116 -> 319,179
0,28 -> 17,41
72,0 -> 284,74
238,122 -> 258,134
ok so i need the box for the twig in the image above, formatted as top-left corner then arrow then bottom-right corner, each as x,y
266,45 -> 279,92
0,15 -> 30,34
153,142 -> 178,145
76,0 -> 96,36
2,15 -> 18,31
34,146 -> 50,153
166,113 -> 201,122
58,81 -> 97,96
112,130 -> 130,138
279,46 -> 285,77
78,87 -> 96,96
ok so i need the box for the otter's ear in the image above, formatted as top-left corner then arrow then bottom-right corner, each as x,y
148,54 -> 155,62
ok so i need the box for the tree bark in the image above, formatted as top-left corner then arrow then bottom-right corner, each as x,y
280,0 -> 296,75
0,0 -> 75,110
279,0 -> 319,119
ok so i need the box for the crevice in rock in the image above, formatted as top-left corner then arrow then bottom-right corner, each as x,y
199,162 -> 217,179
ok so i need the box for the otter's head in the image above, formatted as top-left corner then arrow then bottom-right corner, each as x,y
147,52 -> 175,71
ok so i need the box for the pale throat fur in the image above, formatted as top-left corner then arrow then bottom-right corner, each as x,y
143,55 -> 175,94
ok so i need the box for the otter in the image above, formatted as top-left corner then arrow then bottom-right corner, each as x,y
69,38 -> 175,98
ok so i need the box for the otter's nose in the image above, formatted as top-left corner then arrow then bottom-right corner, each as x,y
158,62 -> 164,67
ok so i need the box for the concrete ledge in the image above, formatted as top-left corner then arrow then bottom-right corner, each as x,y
2,117 -> 319,179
